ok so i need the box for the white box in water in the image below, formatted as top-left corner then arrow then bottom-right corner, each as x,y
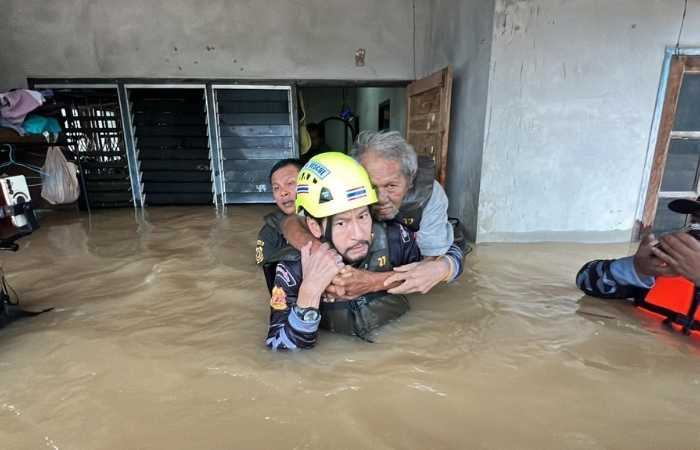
0,175 -> 31,228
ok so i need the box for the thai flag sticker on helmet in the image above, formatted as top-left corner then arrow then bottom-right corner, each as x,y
297,184 -> 310,194
346,186 -> 367,201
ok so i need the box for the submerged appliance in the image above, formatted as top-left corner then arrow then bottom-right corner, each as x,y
0,175 -> 39,250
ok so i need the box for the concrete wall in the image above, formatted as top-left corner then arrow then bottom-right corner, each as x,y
0,0 -> 423,88
355,87 -> 407,136
478,0 -> 700,242
422,0 -> 496,241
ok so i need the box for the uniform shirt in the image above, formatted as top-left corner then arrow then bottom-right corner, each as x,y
255,211 -> 287,266
265,221 -> 421,351
576,256 -> 655,300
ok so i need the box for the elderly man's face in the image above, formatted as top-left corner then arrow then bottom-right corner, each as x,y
359,150 -> 411,221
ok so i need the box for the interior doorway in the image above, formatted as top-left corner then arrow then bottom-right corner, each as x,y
298,85 -> 407,155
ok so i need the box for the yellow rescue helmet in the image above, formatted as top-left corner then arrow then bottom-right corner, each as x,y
295,152 -> 377,218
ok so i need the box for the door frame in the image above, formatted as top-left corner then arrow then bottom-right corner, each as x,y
634,47 -> 700,239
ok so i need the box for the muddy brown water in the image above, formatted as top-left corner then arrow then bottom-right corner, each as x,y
1,206 -> 699,449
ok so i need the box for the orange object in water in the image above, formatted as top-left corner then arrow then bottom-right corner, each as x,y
637,276 -> 699,334
645,276 -> 695,314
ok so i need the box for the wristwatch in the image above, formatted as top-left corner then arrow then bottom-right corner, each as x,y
293,305 -> 320,322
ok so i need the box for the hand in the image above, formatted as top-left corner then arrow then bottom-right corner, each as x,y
327,266 -> 388,299
651,232 -> 700,285
323,283 -> 346,300
383,259 -> 450,294
633,233 -> 677,278
298,242 -> 344,307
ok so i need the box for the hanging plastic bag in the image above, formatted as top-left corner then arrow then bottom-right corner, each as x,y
41,146 -> 79,204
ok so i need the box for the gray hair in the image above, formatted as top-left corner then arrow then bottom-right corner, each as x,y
349,130 -> 418,181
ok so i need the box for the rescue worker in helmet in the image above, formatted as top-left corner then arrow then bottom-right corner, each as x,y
281,131 -> 466,298
265,153 -> 422,350
576,197 -> 700,333
255,159 -> 303,292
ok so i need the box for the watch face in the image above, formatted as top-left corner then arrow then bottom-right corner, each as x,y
302,309 -> 320,322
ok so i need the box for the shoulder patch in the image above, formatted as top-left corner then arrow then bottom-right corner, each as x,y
276,264 -> 297,287
270,286 -> 288,310
255,240 -> 265,264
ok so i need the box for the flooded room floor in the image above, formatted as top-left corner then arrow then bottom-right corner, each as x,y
1,206 -> 699,449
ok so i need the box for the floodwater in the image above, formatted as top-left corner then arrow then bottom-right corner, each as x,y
1,206 -> 699,450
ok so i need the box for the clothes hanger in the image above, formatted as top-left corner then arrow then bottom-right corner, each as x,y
0,144 -> 47,175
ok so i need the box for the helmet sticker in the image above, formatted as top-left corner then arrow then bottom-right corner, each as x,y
306,161 -> 330,179
346,186 -> 367,201
296,184 -> 309,194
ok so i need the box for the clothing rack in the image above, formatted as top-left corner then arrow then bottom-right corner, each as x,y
0,141 -> 91,216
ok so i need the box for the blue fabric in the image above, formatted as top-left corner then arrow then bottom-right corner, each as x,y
444,243 -> 464,283
287,308 -> 321,333
265,325 -> 298,350
23,115 -> 61,135
609,256 -> 655,289
417,181 -> 454,256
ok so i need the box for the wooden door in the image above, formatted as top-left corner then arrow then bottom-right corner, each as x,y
405,66 -> 453,185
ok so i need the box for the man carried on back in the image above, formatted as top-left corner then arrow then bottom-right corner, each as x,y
281,131 -> 467,298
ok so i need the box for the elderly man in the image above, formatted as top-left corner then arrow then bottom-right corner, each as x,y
282,131 -> 465,297
576,197 -> 700,334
